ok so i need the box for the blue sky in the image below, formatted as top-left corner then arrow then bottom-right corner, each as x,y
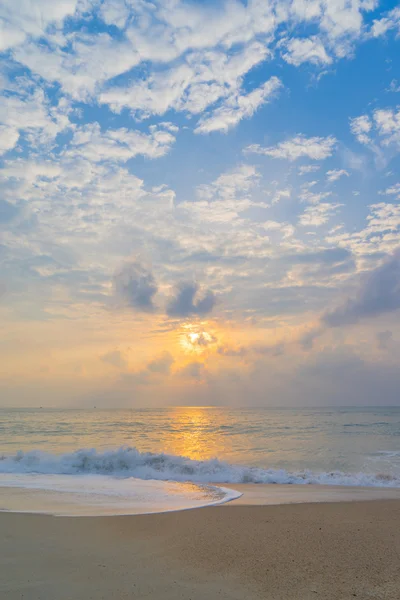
1,0 -> 400,407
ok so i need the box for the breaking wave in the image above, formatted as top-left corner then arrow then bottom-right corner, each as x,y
1,447 -> 400,488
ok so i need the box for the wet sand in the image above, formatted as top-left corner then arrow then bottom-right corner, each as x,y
1,488 -> 400,599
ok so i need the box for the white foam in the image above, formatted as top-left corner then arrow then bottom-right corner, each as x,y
0,473 -> 240,516
1,447 -> 400,488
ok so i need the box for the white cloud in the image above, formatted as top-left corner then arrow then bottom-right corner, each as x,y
299,190 -> 332,204
281,36 -> 332,66
100,42 -> 275,129
299,203 -> 342,227
0,0 -> 397,342
0,0 -> 80,51
319,0 -> 377,43
271,188 -> 291,205
0,154 -> 286,293
379,183 -> 400,200
374,108 -> 400,146
183,42 -> 271,114
367,203 -> 400,235
246,135 -> 336,161
327,202 -> 400,256
0,21 -> 25,51
100,0 -> 130,29
195,76 -> 282,134
263,220 -> 295,239
371,6 -> 400,37
301,180 -> 318,189
132,1 -> 276,57
65,123 -> 176,163
100,63 -> 194,117
387,79 -> 400,93
4,0 -> 378,117
0,159 -> 62,187
0,85 -> 71,151
350,115 -> 372,144
182,164 -> 262,224
0,125 -> 19,155
351,108 -> 400,151
14,34 -> 142,101
197,164 -> 260,200
0,154 -> 178,288
178,197 -> 255,225
287,0 -> 377,52
158,122 -> 179,134
326,169 -> 349,183
298,165 -> 320,175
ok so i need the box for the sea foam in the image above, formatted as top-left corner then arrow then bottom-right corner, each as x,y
1,447 -> 399,488
0,472 -> 240,516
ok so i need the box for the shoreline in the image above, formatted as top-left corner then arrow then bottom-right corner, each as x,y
227,482 -> 400,505
2,498 -> 400,599
2,482 -> 400,516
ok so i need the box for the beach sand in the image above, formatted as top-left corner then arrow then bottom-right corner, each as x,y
2,486 -> 400,600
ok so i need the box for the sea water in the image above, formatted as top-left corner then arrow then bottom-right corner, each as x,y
1,406 -> 399,515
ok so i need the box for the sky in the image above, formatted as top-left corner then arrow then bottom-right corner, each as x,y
1,0 -> 400,408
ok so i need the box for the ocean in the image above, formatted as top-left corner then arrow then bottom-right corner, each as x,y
1,406 -> 400,515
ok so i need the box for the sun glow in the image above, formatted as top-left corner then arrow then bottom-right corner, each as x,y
179,324 -> 217,354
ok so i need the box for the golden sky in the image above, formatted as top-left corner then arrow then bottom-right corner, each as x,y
1,1 -> 400,406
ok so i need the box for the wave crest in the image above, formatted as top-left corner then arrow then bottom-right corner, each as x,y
1,447 -> 399,488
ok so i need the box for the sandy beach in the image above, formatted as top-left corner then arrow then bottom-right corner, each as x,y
2,486 -> 400,600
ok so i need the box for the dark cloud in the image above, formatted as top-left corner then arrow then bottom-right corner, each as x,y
115,262 -> 157,311
289,248 -> 352,265
376,330 -> 393,350
252,342 -> 285,356
298,349 -> 400,406
236,347 -> 400,407
218,342 -> 285,357
179,251 -> 247,265
323,250 -> 400,327
101,350 -> 127,369
179,361 -> 205,378
180,251 -> 220,263
166,282 -> 216,317
217,345 -> 247,357
120,352 -> 174,386
285,248 -> 355,282
147,351 -> 174,374
299,327 -> 323,350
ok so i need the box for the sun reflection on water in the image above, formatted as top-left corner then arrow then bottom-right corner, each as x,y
160,406 -> 231,461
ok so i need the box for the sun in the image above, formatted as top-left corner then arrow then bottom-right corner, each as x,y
180,324 -> 217,354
